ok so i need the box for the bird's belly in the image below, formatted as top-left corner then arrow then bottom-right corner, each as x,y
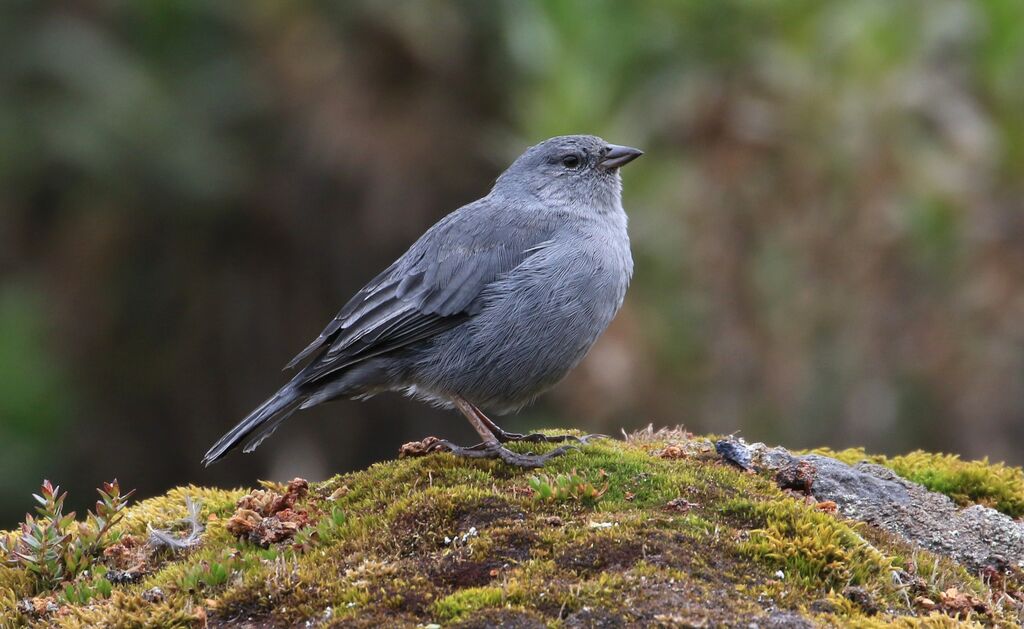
409,254 -> 629,411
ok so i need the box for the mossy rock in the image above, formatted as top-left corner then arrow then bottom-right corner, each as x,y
2,429 -> 1022,627
809,447 -> 1024,518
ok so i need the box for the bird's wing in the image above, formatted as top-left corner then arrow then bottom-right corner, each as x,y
285,201 -> 554,382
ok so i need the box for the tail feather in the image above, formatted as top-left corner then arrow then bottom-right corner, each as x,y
202,384 -> 304,466
240,405 -> 300,453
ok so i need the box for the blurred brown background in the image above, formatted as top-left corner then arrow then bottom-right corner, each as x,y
2,0 -> 1023,525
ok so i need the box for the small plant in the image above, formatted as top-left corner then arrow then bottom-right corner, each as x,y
293,506 -> 347,551
177,550 -> 256,593
0,480 -> 134,592
528,469 -> 609,507
203,561 -> 230,587
61,567 -> 114,605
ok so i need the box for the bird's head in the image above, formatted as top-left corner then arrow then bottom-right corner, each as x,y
493,135 -> 643,212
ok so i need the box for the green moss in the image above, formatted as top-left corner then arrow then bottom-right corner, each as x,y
1,565 -> 33,619
115,485 -> 246,537
432,585 -> 514,621
729,497 -> 897,592
2,433 -> 1022,627
811,447 -> 1024,517
821,611 -> 984,628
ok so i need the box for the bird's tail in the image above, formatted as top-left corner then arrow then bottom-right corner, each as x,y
202,383 -> 305,466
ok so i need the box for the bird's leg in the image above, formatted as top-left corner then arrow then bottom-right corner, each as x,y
426,397 -> 578,468
472,403 -> 608,445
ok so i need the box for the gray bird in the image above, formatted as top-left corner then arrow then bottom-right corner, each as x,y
203,135 -> 642,468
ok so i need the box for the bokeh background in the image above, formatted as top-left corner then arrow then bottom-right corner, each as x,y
3,0 -> 1023,525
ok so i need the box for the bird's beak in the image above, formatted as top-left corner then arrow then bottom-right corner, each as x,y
598,144 -> 644,170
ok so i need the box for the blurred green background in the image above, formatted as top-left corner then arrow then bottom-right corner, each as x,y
2,0 -> 1023,525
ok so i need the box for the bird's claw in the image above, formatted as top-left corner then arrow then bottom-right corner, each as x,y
492,431 -> 610,445
427,439 -> 580,468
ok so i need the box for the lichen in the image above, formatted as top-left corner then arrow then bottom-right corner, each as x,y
2,431 -> 1022,627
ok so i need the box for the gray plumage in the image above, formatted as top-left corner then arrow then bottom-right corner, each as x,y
203,135 -> 641,466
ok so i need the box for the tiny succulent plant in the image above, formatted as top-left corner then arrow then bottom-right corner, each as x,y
0,479 -> 134,591
528,468 -> 609,507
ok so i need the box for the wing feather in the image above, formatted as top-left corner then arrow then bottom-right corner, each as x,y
283,200 -> 557,384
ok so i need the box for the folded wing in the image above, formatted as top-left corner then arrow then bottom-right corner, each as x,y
287,203 -> 554,384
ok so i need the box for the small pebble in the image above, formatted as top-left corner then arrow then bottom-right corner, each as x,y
142,587 -> 165,604
715,438 -> 753,471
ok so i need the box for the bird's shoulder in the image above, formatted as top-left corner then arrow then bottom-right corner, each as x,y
389,195 -> 561,314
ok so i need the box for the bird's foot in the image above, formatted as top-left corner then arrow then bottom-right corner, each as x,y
426,439 -> 578,468
491,429 -> 610,445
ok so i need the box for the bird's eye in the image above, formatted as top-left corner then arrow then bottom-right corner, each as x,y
561,154 -> 581,169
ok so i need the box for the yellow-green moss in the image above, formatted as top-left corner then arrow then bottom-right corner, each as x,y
810,447 -> 1024,517
115,484 -> 246,537
2,432 -> 1022,627
730,498 -> 897,591
824,612 -> 987,628
432,585 -> 514,620
1,565 -> 33,618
